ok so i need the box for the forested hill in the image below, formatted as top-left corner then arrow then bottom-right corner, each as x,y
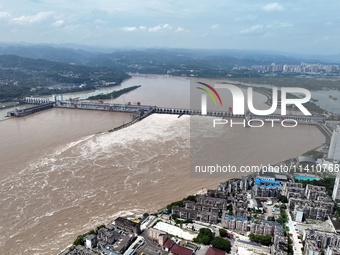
0,54 -> 130,101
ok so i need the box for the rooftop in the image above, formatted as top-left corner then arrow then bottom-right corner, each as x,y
298,156 -> 316,164
205,247 -> 225,255
170,244 -> 193,255
164,238 -> 175,249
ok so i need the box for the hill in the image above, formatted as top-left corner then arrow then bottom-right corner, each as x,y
0,54 -> 130,101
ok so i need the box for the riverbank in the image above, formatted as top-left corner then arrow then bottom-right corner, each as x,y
0,75 -> 327,254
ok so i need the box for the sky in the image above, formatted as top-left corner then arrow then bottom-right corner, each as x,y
0,0 -> 339,54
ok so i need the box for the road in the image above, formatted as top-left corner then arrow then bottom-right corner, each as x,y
286,209 -> 303,255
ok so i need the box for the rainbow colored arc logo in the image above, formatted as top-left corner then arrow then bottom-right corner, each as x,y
196,82 -> 223,106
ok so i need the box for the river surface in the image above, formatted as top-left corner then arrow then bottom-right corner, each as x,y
310,89 -> 340,114
0,75 -> 325,254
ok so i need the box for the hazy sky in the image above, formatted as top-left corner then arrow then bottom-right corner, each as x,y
0,0 -> 339,54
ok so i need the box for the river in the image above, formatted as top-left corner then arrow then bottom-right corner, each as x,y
0,75 -> 325,254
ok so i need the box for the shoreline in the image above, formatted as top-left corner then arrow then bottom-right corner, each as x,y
58,131 -> 327,254
0,73 -> 330,253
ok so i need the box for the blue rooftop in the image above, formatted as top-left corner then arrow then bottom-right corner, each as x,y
255,178 -> 281,185
224,215 -> 248,222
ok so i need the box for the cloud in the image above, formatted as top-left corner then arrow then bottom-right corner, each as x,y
121,24 -> 184,33
175,27 -> 184,33
211,24 -> 219,29
52,20 -> 64,27
266,22 -> 293,28
240,24 -> 263,34
122,26 -> 138,32
11,12 -> 53,25
148,24 -> 172,32
240,22 -> 293,34
0,11 -> 11,19
261,3 -> 285,12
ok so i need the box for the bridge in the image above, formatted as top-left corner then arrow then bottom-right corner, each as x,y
7,98 -> 326,125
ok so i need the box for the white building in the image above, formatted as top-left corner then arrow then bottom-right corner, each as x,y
333,171 -> 340,201
328,126 -> 340,161
295,207 -> 304,222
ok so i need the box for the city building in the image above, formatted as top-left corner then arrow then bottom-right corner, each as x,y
286,184 -> 335,221
205,247 -> 225,255
85,234 -> 98,249
232,192 -> 249,217
282,182 -> 305,199
148,228 -> 167,246
305,184 -> 329,200
170,243 -> 193,255
289,198 -> 333,221
304,229 -> 340,250
297,156 -> 317,169
114,217 -> 141,235
329,126 -> 340,161
250,221 -> 284,236
271,235 -> 289,255
253,177 -> 281,198
333,171 -> 340,201
326,246 -> 340,255
234,240 -> 271,255
304,240 -> 320,255
222,214 -> 249,234
295,206 -> 304,222
172,195 -> 228,224
97,227 -> 115,245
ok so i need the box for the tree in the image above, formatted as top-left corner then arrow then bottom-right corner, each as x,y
219,228 -> 227,237
227,204 -> 233,216
248,233 -> 272,246
211,237 -> 231,253
278,195 -> 288,203
267,216 -> 275,222
193,228 -> 215,245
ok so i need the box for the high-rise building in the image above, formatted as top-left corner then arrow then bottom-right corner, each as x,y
333,171 -> 340,201
329,126 -> 340,161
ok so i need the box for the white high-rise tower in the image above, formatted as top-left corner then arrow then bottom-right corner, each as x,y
328,126 -> 340,161
332,171 -> 340,200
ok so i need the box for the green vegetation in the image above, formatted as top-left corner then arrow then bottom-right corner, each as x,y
73,229 -> 96,246
96,225 -> 106,231
211,237 -> 231,253
193,228 -> 215,245
278,195 -> 288,203
276,206 -> 288,225
172,216 -> 193,225
72,224 -> 107,246
267,216 -> 276,222
0,55 -> 130,101
227,204 -> 233,216
166,195 -> 197,212
193,228 -> 231,253
302,149 -> 324,159
295,178 -> 335,196
248,233 -> 273,246
219,228 -> 227,237
87,85 -> 141,100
